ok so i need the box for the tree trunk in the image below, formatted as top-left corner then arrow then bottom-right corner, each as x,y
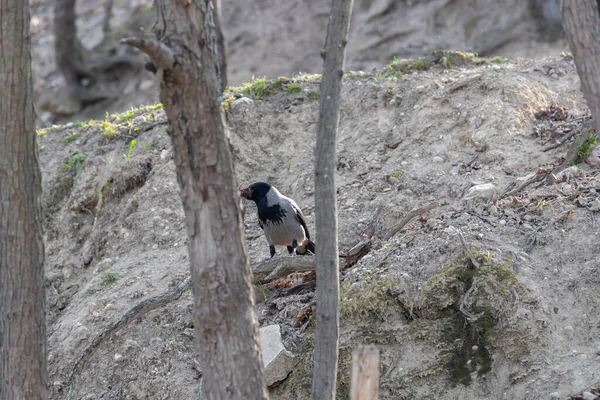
121,1 -> 268,399
53,0 -> 91,95
562,0 -> 600,136
0,0 -> 48,398
312,0 -> 354,399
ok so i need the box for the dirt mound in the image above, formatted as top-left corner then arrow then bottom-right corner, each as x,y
38,55 -> 600,399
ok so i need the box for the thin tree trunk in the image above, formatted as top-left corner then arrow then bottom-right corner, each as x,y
312,0 -> 354,398
121,1 -> 268,399
0,0 -> 48,398
54,0 -> 90,93
562,0 -> 600,136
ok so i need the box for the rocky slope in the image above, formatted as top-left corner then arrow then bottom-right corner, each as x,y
39,55 -> 600,399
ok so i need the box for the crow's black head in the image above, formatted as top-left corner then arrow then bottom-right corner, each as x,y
241,182 -> 272,202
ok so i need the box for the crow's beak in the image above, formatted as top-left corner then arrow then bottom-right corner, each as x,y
240,187 -> 252,200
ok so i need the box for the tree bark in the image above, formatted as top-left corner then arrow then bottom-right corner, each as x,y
0,0 -> 48,398
562,0 -> 600,136
122,1 -> 268,399
312,0 -> 354,399
53,0 -> 91,96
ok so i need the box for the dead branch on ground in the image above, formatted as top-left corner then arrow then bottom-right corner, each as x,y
384,202 -> 440,240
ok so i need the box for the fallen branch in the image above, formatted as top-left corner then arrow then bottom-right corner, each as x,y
64,276 -> 191,399
501,170 -> 550,197
455,228 -> 480,269
252,256 -> 317,284
343,239 -> 372,268
141,119 -> 168,133
542,130 -> 577,151
384,202 -> 440,240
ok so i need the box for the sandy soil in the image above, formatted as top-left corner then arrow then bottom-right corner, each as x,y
37,55 -> 600,399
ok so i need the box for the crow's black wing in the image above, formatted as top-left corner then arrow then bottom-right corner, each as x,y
290,201 -> 311,240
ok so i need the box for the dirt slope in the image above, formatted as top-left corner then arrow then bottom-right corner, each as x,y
31,0 -> 567,125
39,56 -> 600,400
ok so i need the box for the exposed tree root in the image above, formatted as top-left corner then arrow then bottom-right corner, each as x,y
64,276 -> 191,399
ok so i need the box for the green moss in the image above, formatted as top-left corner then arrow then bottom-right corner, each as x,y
384,171 -> 403,181
103,273 -> 117,284
37,128 -> 47,136
345,70 -> 369,78
61,131 -> 79,144
491,56 -> 507,64
307,89 -> 320,100
377,51 -> 492,80
341,274 -> 404,321
284,83 -> 302,93
227,76 -> 274,99
417,248 -> 530,385
62,151 -> 86,179
378,56 -> 430,79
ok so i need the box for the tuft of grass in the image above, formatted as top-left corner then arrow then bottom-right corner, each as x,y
383,171 -> 403,181
228,76 -> 274,99
143,140 -> 158,150
103,273 -> 117,284
577,131 -> 597,162
37,128 -> 47,136
307,89 -> 320,100
346,70 -> 369,78
62,151 -> 86,179
100,120 -> 117,137
61,131 -> 79,145
378,56 -> 432,79
221,95 -> 235,111
284,160 -> 292,170
491,56 -> 507,64
123,139 -> 137,160
258,284 -> 268,302
284,83 -> 302,93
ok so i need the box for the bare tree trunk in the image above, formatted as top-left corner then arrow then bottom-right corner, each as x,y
312,0 -> 354,399
121,1 -> 267,399
562,0 -> 600,135
0,0 -> 48,398
53,0 -> 91,95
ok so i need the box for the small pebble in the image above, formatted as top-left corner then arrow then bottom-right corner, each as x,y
432,156 -> 444,163
499,220 -> 506,225
590,199 -> 600,212
160,149 -> 169,159
114,353 -> 124,362
549,392 -> 560,399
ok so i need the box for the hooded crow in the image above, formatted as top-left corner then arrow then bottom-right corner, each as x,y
241,182 -> 316,258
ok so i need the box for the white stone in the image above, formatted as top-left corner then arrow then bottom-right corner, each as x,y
583,392 -> 598,400
260,324 -> 298,386
463,183 -> 498,201
230,97 -> 254,113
